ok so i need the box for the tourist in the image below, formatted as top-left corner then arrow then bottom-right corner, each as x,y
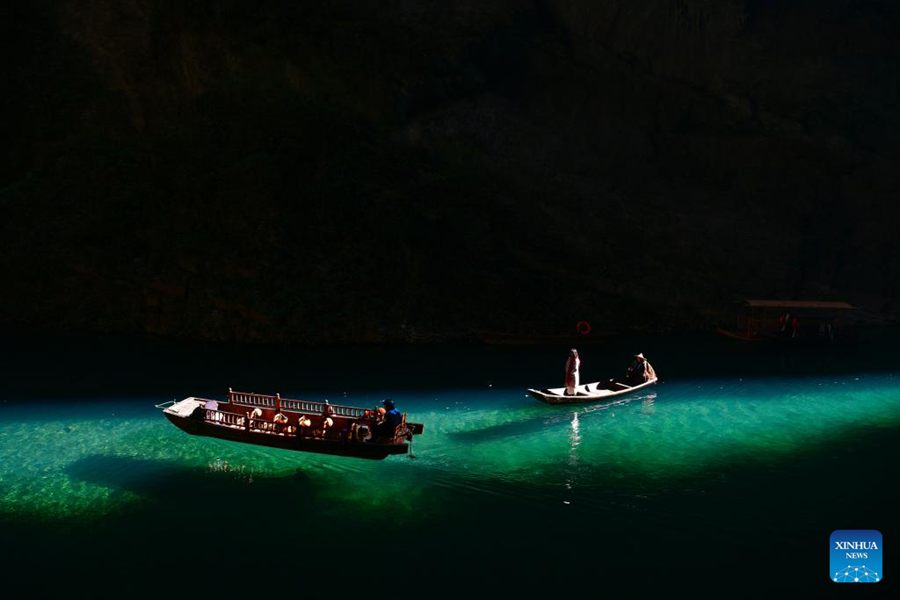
248,407 -> 264,430
273,410 -> 289,434
564,348 -> 580,395
321,400 -> 334,435
297,414 -> 312,435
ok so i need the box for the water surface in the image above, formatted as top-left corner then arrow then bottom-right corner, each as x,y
2,334 -> 898,594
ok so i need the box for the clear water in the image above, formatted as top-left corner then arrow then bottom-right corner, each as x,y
2,333 -> 899,593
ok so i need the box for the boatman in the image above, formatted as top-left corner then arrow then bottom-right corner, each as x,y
625,353 -> 656,385
373,398 -> 402,441
564,349 -> 581,395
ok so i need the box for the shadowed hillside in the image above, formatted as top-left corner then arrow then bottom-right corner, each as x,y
2,0 -> 898,343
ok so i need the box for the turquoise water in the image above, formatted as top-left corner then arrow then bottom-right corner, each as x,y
2,335 -> 899,594
4,376 -> 898,519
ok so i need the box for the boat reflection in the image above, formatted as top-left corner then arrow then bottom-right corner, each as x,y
568,412 -> 581,462
449,391 -> 658,444
564,412 -> 581,503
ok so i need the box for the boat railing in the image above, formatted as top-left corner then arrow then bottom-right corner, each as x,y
228,389 -> 278,408
203,409 -> 287,433
205,409 -> 245,428
228,388 -> 369,418
280,398 -> 368,418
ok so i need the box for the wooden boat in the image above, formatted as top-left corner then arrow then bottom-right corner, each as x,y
527,378 -> 658,405
157,389 -> 424,460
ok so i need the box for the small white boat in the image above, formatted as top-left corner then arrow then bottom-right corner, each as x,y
527,378 -> 658,405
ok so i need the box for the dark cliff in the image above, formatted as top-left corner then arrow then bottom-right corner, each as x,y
3,1 -> 899,343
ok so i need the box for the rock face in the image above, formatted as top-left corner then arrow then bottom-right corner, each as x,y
2,1 -> 898,343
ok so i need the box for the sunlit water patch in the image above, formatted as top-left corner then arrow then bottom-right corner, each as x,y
1,373 -> 899,521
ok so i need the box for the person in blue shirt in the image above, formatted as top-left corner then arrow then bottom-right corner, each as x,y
374,398 -> 403,441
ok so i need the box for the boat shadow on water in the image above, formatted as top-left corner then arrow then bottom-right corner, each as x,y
65,454 -> 318,508
447,393 -> 657,443
11,424 -> 899,597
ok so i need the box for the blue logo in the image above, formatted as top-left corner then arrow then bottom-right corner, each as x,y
830,530 -> 882,583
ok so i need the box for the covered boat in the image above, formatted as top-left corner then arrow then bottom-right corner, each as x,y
527,378 -> 658,405
715,299 -> 855,344
157,388 -> 424,460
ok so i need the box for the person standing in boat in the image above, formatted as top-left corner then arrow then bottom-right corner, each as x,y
564,349 -> 581,395
625,353 -> 656,385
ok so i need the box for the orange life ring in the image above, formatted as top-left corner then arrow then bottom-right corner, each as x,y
576,321 -> 592,336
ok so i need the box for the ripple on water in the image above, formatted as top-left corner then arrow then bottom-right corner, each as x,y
2,375 -> 900,520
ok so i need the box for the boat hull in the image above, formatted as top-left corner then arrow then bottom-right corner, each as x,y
164,412 -> 409,460
527,378 -> 658,405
